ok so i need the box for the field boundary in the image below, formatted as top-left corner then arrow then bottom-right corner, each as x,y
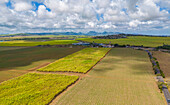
45,48 -> 112,104
85,48 -> 112,74
48,77 -> 79,105
146,50 -> 170,105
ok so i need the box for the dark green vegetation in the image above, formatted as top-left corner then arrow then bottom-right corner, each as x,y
0,46 -> 27,51
0,40 -> 78,46
0,73 -> 78,105
77,36 -> 170,47
0,47 -> 83,70
56,48 -> 165,105
38,48 -> 110,73
157,45 -> 170,50
0,47 -> 82,82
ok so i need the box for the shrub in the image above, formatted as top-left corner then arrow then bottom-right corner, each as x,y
160,70 -> 165,78
153,57 -> 157,60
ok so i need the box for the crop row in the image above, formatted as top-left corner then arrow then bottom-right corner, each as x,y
0,73 -> 78,105
38,48 -> 111,73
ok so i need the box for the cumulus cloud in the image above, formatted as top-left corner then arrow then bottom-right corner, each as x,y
0,0 -> 170,34
37,5 -> 55,18
14,2 -> 32,11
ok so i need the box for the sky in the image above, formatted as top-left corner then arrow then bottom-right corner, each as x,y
0,0 -> 170,35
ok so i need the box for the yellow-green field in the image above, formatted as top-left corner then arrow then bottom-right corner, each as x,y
38,48 -> 110,73
77,36 -> 170,47
0,47 -> 82,82
56,48 -> 165,105
0,40 -> 78,46
0,73 -> 78,105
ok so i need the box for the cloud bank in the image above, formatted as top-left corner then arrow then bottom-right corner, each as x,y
0,0 -> 170,35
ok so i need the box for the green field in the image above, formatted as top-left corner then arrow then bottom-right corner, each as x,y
0,40 -> 78,46
78,36 -> 170,47
0,47 -> 82,82
38,48 -> 110,73
0,73 -> 78,105
56,48 -> 165,105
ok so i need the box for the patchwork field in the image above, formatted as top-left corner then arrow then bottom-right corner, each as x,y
0,47 -> 82,82
78,36 -> 170,47
0,40 -> 78,46
56,48 -> 165,105
0,73 -> 78,105
38,48 -> 110,73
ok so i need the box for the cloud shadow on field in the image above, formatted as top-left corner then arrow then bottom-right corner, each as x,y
90,48 -> 153,76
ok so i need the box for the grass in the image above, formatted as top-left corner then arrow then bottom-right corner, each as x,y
38,48 -> 110,73
0,73 -> 79,105
0,47 -> 82,82
0,40 -> 78,46
77,36 -> 170,47
56,48 -> 165,105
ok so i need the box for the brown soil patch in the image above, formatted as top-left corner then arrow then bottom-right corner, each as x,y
152,51 -> 170,78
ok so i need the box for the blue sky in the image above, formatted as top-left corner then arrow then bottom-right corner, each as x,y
0,0 -> 170,35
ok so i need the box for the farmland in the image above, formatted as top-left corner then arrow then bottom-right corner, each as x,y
152,51 -> 170,78
0,46 -> 27,51
38,48 -> 110,73
0,73 -> 78,105
0,40 -> 78,46
0,35 -> 88,39
152,51 -> 170,93
77,36 -> 170,47
56,48 -> 165,105
0,47 -> 82,82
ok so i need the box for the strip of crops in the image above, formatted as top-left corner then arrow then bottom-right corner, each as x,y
0,73 -> 78,105
77,36 -> 170,47
0,40 -> 78,46
38,48 -> 110,73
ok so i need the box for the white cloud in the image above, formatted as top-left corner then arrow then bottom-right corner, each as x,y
37,5 -> 55,18
0,0 -> 170,34
128,0 -> 169,21
14,2 -> 32,11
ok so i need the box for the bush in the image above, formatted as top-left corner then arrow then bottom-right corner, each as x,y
157,82 -> 168,93
158,82 -> 164,93
153,57 -> 157,60
160,70 -> 165,78
156,61 -> 160,68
